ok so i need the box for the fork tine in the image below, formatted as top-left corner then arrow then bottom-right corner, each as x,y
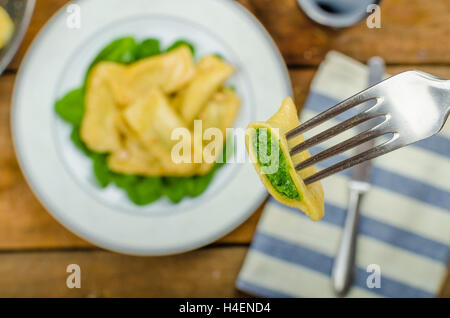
294,127 -> 387,171
289,112 -> 385,156
303,138 -> 399,185
285,90 -> 379,140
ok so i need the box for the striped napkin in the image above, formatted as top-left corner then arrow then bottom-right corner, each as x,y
236,51 -> 450,298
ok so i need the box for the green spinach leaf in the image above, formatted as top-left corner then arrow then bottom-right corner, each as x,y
126,177 -> 163,205
166,39 -> 195,55
70,127 -> 92,156
92,153 -> 112,188
136,38 -> 161,59
55,88 -> 84,126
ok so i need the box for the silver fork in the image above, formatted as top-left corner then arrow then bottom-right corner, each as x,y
286,70 -> 450,185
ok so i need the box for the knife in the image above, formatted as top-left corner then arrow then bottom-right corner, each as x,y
331,57 -> 385,296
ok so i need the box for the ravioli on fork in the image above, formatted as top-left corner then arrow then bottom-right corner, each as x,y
246,98 -> 324,221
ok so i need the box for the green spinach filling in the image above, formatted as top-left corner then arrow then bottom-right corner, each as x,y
253,128 -> 301,201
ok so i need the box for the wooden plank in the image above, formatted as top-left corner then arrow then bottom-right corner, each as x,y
2,64 -> 450,250
5,0 -> 450,71
0,247 -> 250,297
0,248 -> 448,297
238,0 -> 450,65
0,72 -> 89,249
439,272 -> 450,298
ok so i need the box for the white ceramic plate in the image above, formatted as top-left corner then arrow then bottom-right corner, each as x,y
12,0 -> 292,255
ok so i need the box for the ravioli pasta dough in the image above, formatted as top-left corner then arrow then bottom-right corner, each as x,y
0,6 -> 14,49
246,98 -> 324,221
179,55 -> 234,123
80,45 -> 239,177
197,87 -> 240,174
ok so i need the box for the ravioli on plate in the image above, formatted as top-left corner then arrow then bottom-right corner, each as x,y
0,6 -> 14,49
56,38 -> 241,204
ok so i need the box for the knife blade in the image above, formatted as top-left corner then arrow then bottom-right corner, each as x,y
351,56 -> 386,184
331,56 -> 385,296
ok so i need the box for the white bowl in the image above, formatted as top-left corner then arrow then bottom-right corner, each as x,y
0,0 -> 35,74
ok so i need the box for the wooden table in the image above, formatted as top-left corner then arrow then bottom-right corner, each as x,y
0,0 -> 449,297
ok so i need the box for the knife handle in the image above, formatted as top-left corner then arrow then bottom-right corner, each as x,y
331,184 -> 365,296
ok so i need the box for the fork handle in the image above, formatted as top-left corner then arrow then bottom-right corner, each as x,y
331,185 -> 365,296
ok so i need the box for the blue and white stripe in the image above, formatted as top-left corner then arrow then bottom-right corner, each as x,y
237,51 -> 450,298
